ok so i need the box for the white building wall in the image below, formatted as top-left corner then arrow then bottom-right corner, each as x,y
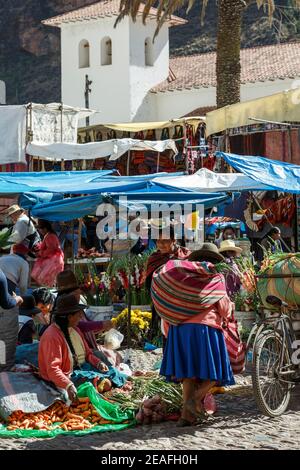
150,78 -> 300,120
0,81 -> 6,104
61,17 -> 131,125
128,18 -> 169,122
61,16 -> 170,125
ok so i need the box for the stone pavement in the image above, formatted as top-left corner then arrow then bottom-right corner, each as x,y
0,376 -> 300,450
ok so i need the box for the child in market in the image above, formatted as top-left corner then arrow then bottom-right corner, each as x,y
32,287 -> 55,337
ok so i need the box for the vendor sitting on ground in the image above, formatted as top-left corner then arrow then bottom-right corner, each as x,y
38,294 -> 111,401
55,270 -> 112,349
18,295 -> 42,345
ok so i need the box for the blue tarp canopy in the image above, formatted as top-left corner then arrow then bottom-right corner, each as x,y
30,189 -> 232,221
30,194 -> 104,221
109,192 -> 231,212
217,152 -> 300,194
0,170 -> 184,195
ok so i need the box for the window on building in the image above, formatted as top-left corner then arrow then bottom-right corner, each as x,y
145,37 -> 154,66
79,39 -> 90,68
101,37 -> 112,66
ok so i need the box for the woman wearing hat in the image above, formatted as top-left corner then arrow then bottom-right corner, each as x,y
151,243 -> 235,426
145,224 -> 190,338
6,204 -> 40,258
54,270 -> 112,350
38,293 -> 111,401
219,240 -> 243,300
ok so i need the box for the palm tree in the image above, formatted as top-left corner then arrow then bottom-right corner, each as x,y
117,0 -> 300,108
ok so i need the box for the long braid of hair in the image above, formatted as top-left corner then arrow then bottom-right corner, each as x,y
54,315 -> 80,369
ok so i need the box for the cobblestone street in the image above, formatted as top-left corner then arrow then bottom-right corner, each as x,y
1,377 -> 300,450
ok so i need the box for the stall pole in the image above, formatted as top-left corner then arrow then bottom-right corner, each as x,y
156,152 -> 160,173
60,103 -> 63,142
287,125 -> 292,164
78,218 -> 83,252
27,103 -> 34,171
127,151 -> 131,176
183,121 -> 188,173
71,220 -> 75,272
127,253 -> 132,349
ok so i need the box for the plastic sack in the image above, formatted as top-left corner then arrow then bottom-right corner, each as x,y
118,363 -> 132,376
104,329 -> 124,350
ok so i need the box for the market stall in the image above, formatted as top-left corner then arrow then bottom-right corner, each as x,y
77,117 -> 208,175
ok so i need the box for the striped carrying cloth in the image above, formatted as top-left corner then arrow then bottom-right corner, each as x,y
151,259 -> 227,325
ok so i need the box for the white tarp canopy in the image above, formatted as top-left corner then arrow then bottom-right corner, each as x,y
0,105 -> 27,164
0,103 -> 96,165
27,138 -> 178,161
154,168 -> 272,192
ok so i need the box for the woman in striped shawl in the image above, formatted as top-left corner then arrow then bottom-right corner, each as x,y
151,243 -> 235,426
145,225 -> 190,339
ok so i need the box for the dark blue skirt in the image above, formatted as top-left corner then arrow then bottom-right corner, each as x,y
160,323 -> 235,386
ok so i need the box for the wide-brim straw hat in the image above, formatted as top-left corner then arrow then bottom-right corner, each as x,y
189,242 -> 225,263
52,293 -> 87,316
6,204 -> 23,216
219,239 -> 243,254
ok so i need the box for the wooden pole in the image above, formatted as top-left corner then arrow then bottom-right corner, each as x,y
78,218 -> 83,251
127,150 -> 130,176
28,103 -> 34,172
60,103 -> 63,142
127,252 -> 132,349
156,152 -> 160,173
287,126 -> 292,164
71,220 -> 75,272
183,121 -> 188,173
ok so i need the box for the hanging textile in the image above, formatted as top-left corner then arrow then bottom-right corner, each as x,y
132,131 -> 145,165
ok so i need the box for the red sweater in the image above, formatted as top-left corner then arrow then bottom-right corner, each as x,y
38,323 -> 100,390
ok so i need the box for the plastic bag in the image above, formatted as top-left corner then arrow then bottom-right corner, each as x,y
104,329 -> 124,350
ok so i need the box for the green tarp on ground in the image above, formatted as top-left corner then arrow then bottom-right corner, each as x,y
0,382 -> 136,438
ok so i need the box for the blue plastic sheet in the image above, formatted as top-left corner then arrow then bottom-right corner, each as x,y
217,152 -> 300,194
0,170 -> 185,195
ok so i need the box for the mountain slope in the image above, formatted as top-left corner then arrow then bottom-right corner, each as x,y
0,0 -> 299,104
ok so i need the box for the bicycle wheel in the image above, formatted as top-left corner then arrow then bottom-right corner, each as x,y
252,330 -> 292,417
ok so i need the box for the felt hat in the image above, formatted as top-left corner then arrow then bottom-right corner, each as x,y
56,270 -> 79,294
52,293 -> 87,316
189,242 -> 225,263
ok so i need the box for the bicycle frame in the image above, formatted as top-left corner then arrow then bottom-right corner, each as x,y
249,311 -> 299,384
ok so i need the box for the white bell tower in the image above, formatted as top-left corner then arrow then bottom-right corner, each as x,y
43,1 -> 186,124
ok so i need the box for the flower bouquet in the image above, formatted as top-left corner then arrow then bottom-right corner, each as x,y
75,261 -> 112,306
111,308 -> 152,346
107,252 -> 152,306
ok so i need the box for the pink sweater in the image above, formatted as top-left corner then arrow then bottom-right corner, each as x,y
38,323 -> 100,390
162,295 -> 233,337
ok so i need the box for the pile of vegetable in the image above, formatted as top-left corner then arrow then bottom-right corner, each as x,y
103,375 -> 182,425
0,227 -> 12,250
259,251 -> 300,273
6,397 -> 112,432
77,247 -> 105,259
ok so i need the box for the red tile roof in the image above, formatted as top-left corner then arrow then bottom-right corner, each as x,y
152,42 -> 300,92
43,1 -> 186,27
